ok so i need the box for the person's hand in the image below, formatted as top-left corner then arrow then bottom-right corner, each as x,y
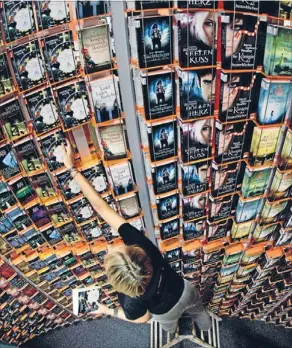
60,139 -> 75,169
91,303 -> 112,318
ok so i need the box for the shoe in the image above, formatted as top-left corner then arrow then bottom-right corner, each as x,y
193,310 -> 212,331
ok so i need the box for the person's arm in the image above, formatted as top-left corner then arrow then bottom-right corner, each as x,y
60,140 -> 126,232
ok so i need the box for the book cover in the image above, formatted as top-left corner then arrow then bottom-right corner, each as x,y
22,227 -> 46,249
212,162 -> 243,197
179,69 -> 215,120
5,230 -> 27,249
215,121 -> 247,164
25,87 -> 60,135
177,11 -> 217,68
75,1 -> 108,18
46,201 -> 70,225
35,0 -> 70,30
224,1 -> 259,13
235,196 -> 262,223
279,128 -> 292,170
170,261 -> 182,273
59,221 -> 80,243
156,193 -> 178,220
80,220 -> 102,242
98,124 -> 127,160
13,138 -> 42,174
69,198 -> 95,224
165,247 -> 181,263
0,182 -> 17,211
207,218 -> 232,241
9,176 -> 36,206
257,79 -> 291,125
101,223 -> 119,242
27,204 -> 50,228
136,16 -> 172,68
117,194 -> 140,219
56,169 -> 81,201
0,53 -> 13,97
7,207 -> 32,231
152,160 -> 177,195
221,13 -> 258,70
11,41 -> 46,91
82,163 -> 108,194
106,162 -> 134,196
253,224 -> 277,242
141,70 -> 175,119
133,1 -> 172,9
269,169 -> 292,201
263,26 -> 292,76
231,220 -> 254,240
209,193 -> 237,222
90,76 -> 121,123
182,193 -> 207,221
41,225 -> 63,246
43,31 -> 77,83
56,81 -> 91,130
180,118 -> 212,163
0,99 -> 28,140
0,214 -> 14,235
39,129 -> 66,171
241,166 -> 271,198
183,219 -> 205,241
178,1 -> 217,8
2,0 -> 36,42
30,172 -> 56,200
160,218 -> 180,240
130,217 -> 145,233
148,121 -> 177,162
219,72 -> 254,122
260,200 -> 288,224
73,285 -> 101,316
182,160 -> 210,196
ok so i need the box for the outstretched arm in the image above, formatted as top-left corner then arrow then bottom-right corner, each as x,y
61,140 -> 126,232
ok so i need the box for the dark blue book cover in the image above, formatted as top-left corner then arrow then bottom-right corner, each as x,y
156,193 -> 179,220
183,219 -> 205,241
160,218 -> 180,240
152,160 -> 178,194
181,161 -> 210,196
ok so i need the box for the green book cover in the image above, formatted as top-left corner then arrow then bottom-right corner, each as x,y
241,167 -> 271,198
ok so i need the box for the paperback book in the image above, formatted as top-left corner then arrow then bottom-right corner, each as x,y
75,1 -> 108,19
177,1 -> 217,8
236,196 -> 262,224
40,225 -> 63,246
165,247 -> 181,263
5,230 -> 27,249
98,124 -> 127,160
30,172 -> 56,200
160,218 -> 180,240
182,193 -> 207,221
13,138 -> 42,174
56,169 -> 81,201
136,16 -> 173,68
279,128 -> 292,170
141,70 -> 175,119
212,161 -> 243,197
224,0 -> 260,13
25,87 -> 60,135
9,176 -> 36,206
0,214 -> 14,235
130,1 -> 173,9
183,220 -> 205,241
207,218 -> 232,241
252,223 -> 278,243
156,193 -> 178,220
101,223 -> 119,242
69,198 -> 95,224
56,81 -> 91,130
209,193 -> 237,222
0,53 -> 13,97
177,11 -> 217,68
82,163 -> 108,194
180,119 -> 212,163
1,0 -> 36,42
43,31 -> 77,83
241,165 -> 271,198
152,160 -> 178,194
179,69 -> 215,120
80,24 -> 112,74
7,207 -> 32,231
90,76 -> 121,123
35,1 -> 70,30
27,204 -> 50,228
0,99 -> 28,140
260,200 -> 288,224
46,201 -> 70,226
148,121 -> 177,162
181,161 -> 210,196
269,169 -> 292,201
0,182 -> 17,211
59,221 -> 80,243
11,41 -> 46,91
117,194 -> 140,219
73,285 -> 101,315
80,220 -> 102,242
106,162 -> 134,196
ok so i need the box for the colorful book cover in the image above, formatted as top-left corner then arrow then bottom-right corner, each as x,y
207,218 -> 232,241
56,81 -> 91,129
209,193 -> 237,222
25,87 -> 60,135
56,169 -> 81,201
212,162 -> 243,197
141,70 -> 175,119
90,76 -> 121,123
224,1 -> 259,13
69,198 -> 95,224
152,160 -> 177,195
41,225 -> 63,246
46,201 -> 70,225
260,200 -> 288,223
160,218 -> 180,240
235,196 -> 262,223
30,172 -> 56,200
253,223 -> 278,242
148,121 -> 177,162
231,220 -> 254,240
11,40 -> 46,91
0,214 -> 14,235
179,69 -> 215,120
35,0 -> 70,30
0,53 -> 13,97
80,24 -> 112,74
43,31 -> 77,83
2,0 -> 36,42
241,166 -> 271,198
178,11 -> 217,68
182,161 -> 210,196
117,194 -> 140,219
183,219 -> 205,241
136,16 -> 172,68
257,79 -> 291,125
180,118 -> 212,163
80,220 -> 102,242
7,207 -> 33,231
106,162 -> 134,196
98,124 -> 127,160
0,182 -> 17,211
133,1 -> 172,9
182,193 -> 207,221
75,1 -> 108,18
101,222 -> 119,242
5,231 -> 27,249
279,128 -> 292,170
269,169 -> 292,200
178,1 -> 217,8
156,193 -> 178,220
82,163 -> 108,194
221,13 -> 258,70
13,138 -> 42,174
0,99 -> 28,140
27,204 -> 50,228
9,176 -> 36,206
22,227 -> 46,249
263,25 -> 292,76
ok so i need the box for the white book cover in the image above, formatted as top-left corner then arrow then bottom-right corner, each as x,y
72,285 -> 101,316
106,161 -> 134,196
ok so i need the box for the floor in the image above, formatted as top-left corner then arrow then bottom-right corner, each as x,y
21,316 -> 292,348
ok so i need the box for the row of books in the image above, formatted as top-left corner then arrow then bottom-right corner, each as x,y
128,12 -> 292,73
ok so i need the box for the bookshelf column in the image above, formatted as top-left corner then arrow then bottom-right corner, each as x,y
110,1 -> 157,245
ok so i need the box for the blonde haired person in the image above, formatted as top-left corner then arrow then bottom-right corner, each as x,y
61,140 -> 211,333
190,11 -> 217,49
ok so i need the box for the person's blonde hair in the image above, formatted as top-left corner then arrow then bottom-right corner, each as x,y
104,245 -> 153,297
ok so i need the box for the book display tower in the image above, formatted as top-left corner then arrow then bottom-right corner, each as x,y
0,0 -> 291,346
